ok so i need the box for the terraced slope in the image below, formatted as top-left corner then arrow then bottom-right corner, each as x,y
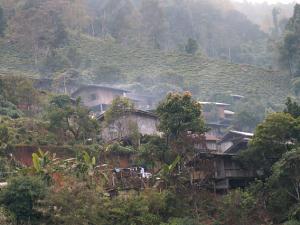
74,35 -> 291,105
0,34 -> 292,106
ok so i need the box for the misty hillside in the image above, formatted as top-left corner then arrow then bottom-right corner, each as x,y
0,0 -> 271,65
1,2 -> 300,224
0,0 -> 293,106
0,32 -> 291,106
232,1 -> 295,34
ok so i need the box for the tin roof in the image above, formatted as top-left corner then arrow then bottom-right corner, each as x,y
71,84 -> 130,97
199,101 -> 230,106
97,109 -> 158,121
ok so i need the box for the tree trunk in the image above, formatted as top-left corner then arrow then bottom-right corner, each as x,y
288,56 -> 293,77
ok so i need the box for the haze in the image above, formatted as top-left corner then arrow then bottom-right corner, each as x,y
232,0 -> 300,3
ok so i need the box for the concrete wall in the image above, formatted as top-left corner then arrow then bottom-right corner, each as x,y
101,113 -> 159,141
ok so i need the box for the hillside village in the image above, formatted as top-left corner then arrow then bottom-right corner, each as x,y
1,79 -> 255,191
1,0 -> 300,224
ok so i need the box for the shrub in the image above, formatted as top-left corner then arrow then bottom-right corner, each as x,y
0,176 -> 47,223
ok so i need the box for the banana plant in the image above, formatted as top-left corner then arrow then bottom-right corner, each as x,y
32,149 -> 51,173
82,151 -> 96,176
159,155 -> 181,177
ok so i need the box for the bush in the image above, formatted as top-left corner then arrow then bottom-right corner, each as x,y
0,96 -> 23,119
284,220 -> 300,225
185,38 -> 198,55
106,142 -> 136,156
219,189 -> 264,225
0,176 -> 47,223
0,207 -> 13,225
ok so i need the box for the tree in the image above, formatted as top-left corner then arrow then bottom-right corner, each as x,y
157,92 -> 205,139
0,95 -> 23,119
9,0 -> 68,65
156,92 -> 206,164
279,4 -> 300,76
0,77 -> 40,116
47,95 -> 99,143
239,112 -> 299,177
267,148 -> 300,222
0,176 -> 47,223
185,38 -> 198,55
0,125 -> 9,147
0,5 -> 6,37
272,8 -> 280,37
270,148 -> 300,203
137,135 -> 172,170
284,97 -> 300,118
220,189 -> 261,225
140,0 -> 166,48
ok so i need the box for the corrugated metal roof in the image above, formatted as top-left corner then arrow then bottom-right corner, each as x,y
71,84 -> 130,97
199,101 -> 230,106
224,110 -> 235,115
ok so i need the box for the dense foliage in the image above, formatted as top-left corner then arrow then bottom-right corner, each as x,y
280,4 -> 300,77
0,1 -> 300,225
0,5 -> 5,37
157,92 -> 206,138
237,98 -> 300,223
47,95 -> 99,144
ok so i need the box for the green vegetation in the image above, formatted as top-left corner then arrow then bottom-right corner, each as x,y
0,5 -> 6,37
236,98 -> 300,223
0,0 -> 293,109
0,1 -> 300,224
279,4 -> 300,77
0,79 -> 298,224
185,38 -> 198,55
0,176 -> 47,223
46,95 -> 99,144
157,92 -> 205,138
0,32 -> 290,106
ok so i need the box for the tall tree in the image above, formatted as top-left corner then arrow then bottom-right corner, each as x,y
272,7 -> 280,37
0,5 -> 6,37
157,92 -> 206,158
140,0 -> 166,48
157,92 -> 205,139
279,4 -> 300,76
47,95 -> 99,144
185,38 -> 198,55
239,112 -> 299,176
9,0 -> 68,64
284,97 -> 300,118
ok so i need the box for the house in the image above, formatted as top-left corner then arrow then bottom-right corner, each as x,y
205,122 -> 228,137
71,85 -> 130,112
230,94 -> 245,102
200,102 -> 231,122
217,130 -> 253,153
200,102 -> 235,138
188,130 -> 255,191
193,134 -> 219,152
98,110 -> 160,141
224,110 -> 235,121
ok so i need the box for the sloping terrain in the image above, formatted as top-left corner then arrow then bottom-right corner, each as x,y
74,35 -> 291,105
0,34 -> 291,106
